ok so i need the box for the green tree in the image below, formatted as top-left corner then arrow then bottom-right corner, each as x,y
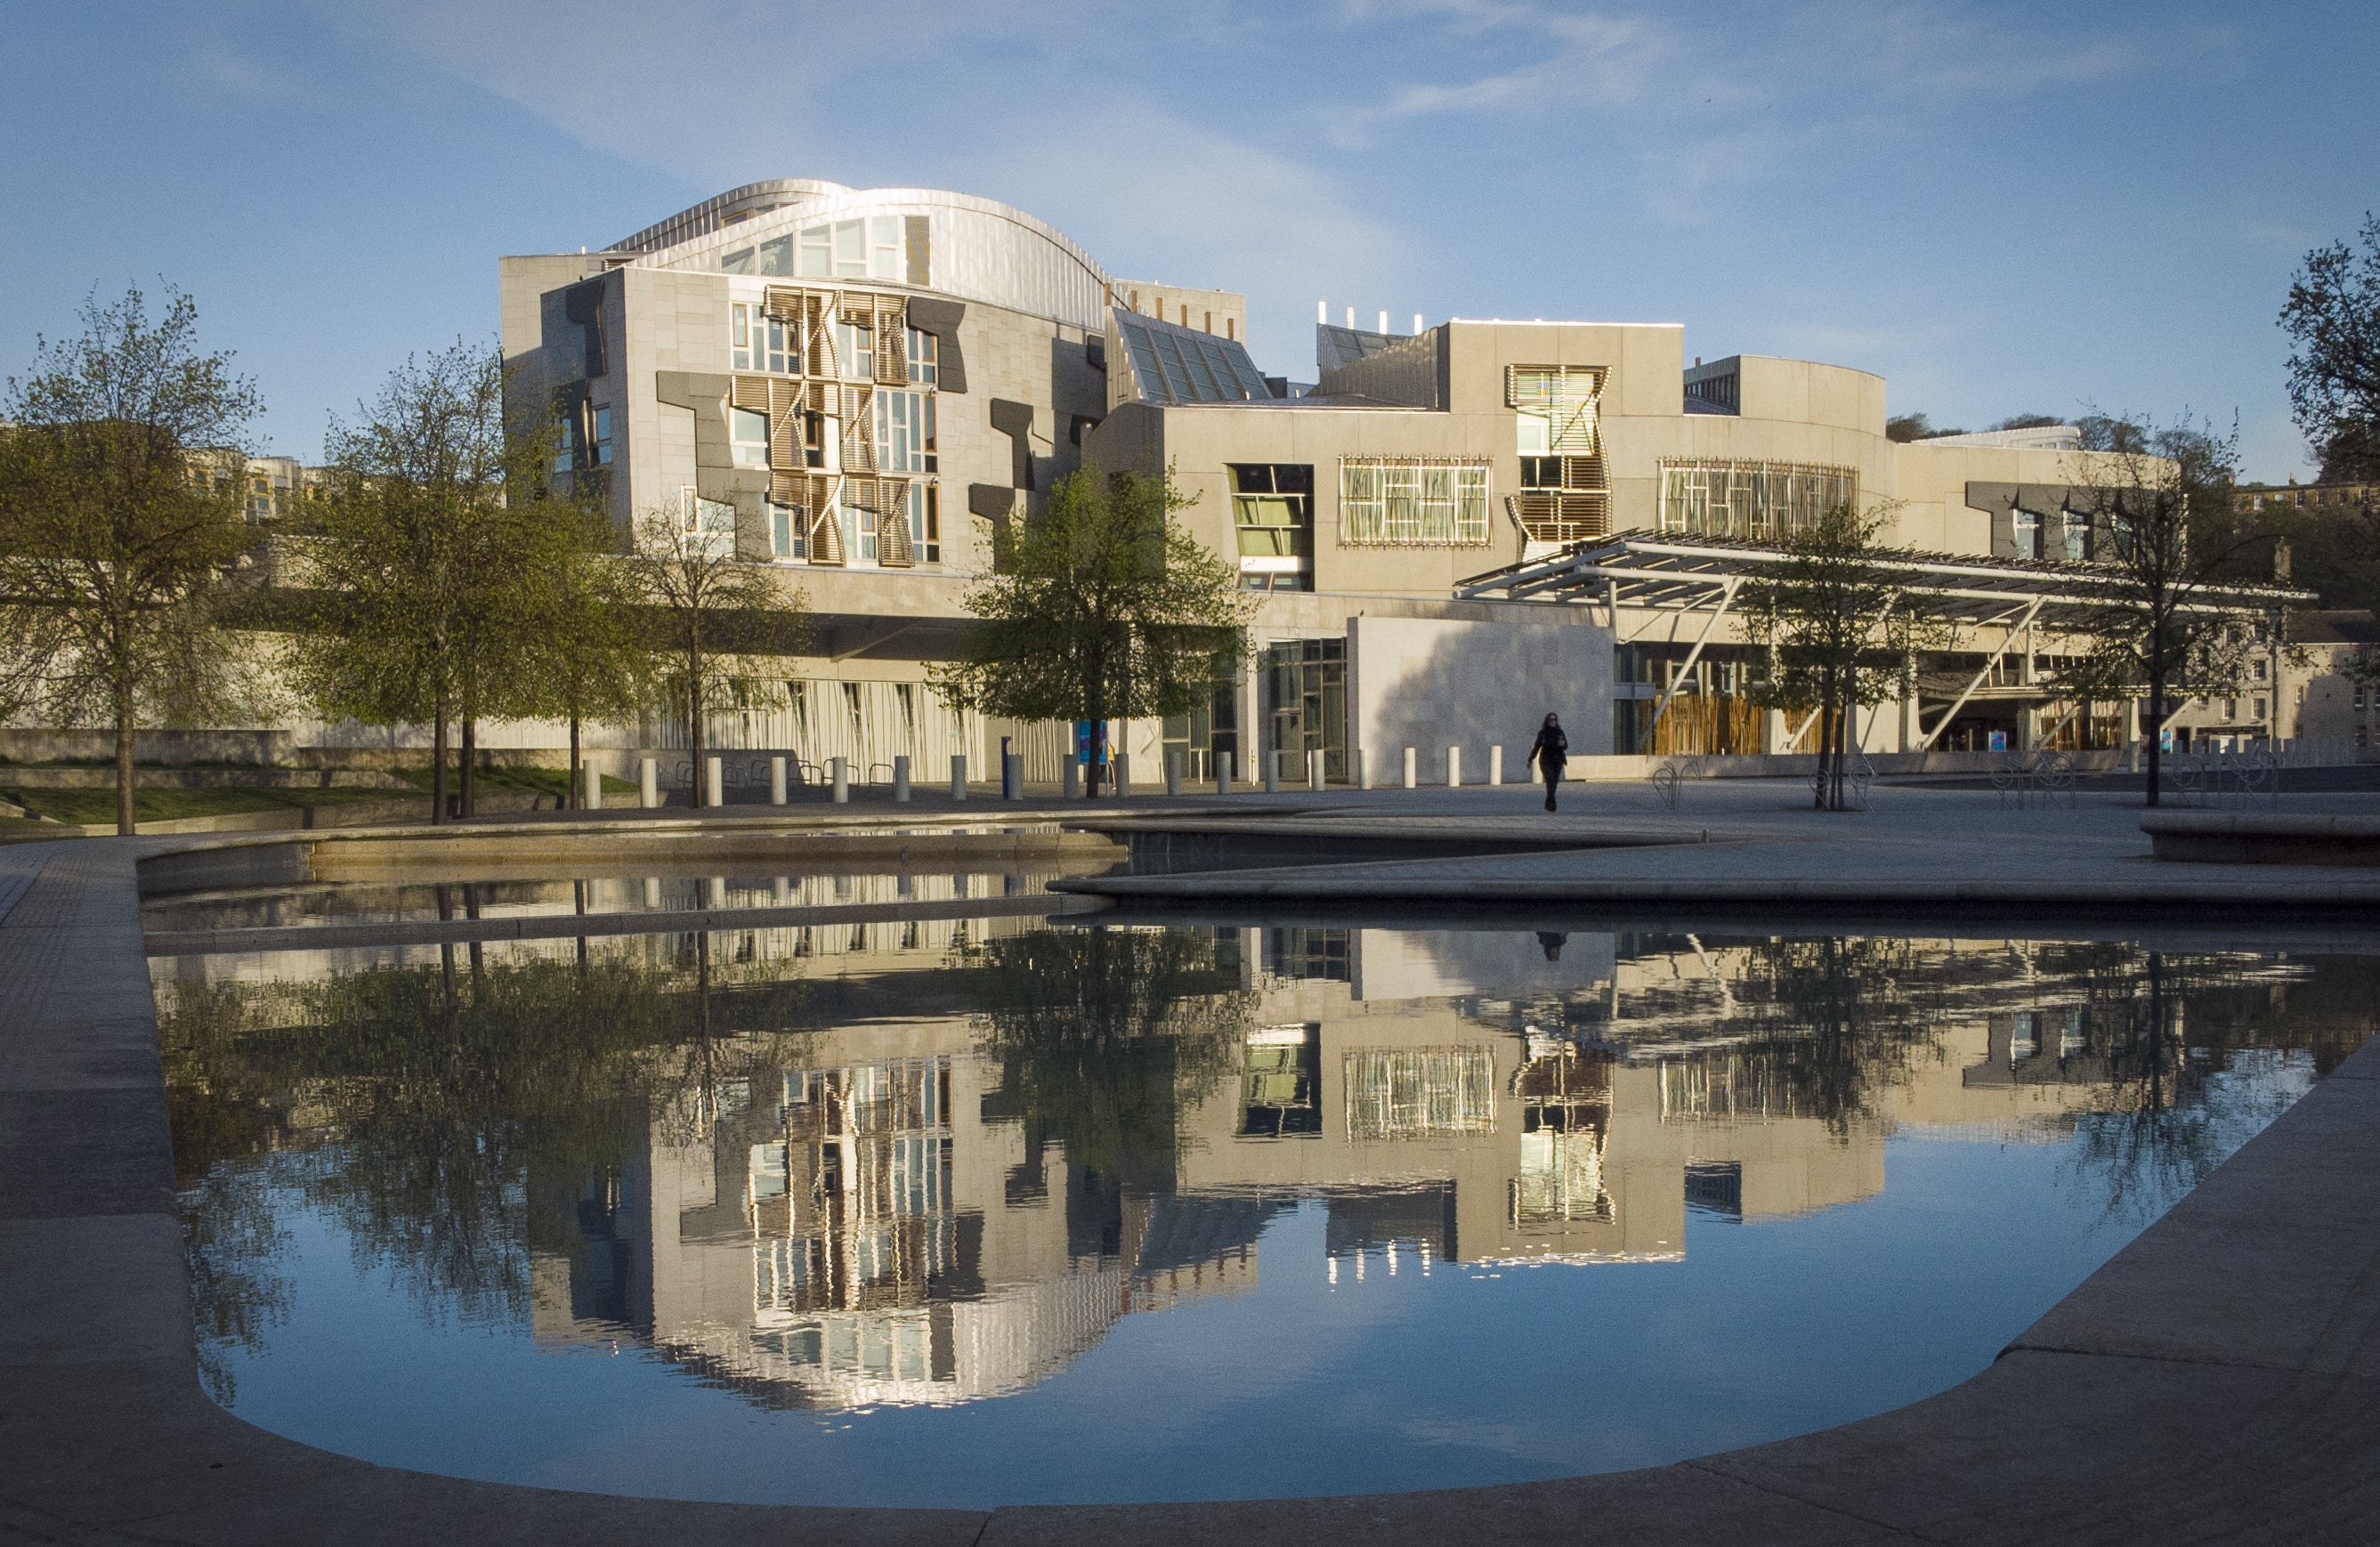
933,467 -> 1250,796
0,285 -> 268,835
625,503 -> 810,782
288,343 -> 580,822
2280,213 -> 2380,483
2052,417 -> 2280,806
1741,505 -> 1936,812
522,509 -> 650,808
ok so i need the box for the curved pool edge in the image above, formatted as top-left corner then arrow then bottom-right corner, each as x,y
5,834 -> 2378,1546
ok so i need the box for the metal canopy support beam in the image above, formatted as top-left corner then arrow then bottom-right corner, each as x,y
1916,596 -> 2043,751
1642,577 -> 1740,743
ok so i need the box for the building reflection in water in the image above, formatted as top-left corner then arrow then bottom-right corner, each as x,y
158,915 -> 2367,1416
409,913 -> 2342,1408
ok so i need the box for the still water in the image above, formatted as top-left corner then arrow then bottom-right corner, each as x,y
155,917 -> 2377,1507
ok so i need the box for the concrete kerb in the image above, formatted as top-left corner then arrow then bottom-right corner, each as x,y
7,823 -> 2380,1544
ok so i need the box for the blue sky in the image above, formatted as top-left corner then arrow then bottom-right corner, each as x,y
3,1 -> 2371,478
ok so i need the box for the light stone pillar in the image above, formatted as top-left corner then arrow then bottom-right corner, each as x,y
704,756 -> 724,807
1446,746 -> 1462,788
951,754 -> 967,800
1216,749 -> 1234,795
894,755 -> 911,803
582,757 -> 602,812
830,756 -> 849,804
1165,749 -> 1184,797
1488,745 -> 1503,785
1403,747 -> 1417,789
640,757 -> 659,809
769,756 -> 788,806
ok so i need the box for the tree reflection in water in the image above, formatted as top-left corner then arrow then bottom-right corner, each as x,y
158,936 -> 814,1400
962,925 -> 1253,1179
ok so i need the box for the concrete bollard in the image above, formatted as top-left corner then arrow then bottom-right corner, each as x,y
1489,745 -> 1504,786
894,755 -> 911,803
1403,747 -> 1418,789
1002,751 -> 1023,800
704,756 -> 725,807
643,876 -> 660,910
582,757 -> 602,812
1217,749 -> 1235,796
1165,749 -> 1184,797
951,754 -> 967,800
1264,749 -> 1282,794
773,875 -> 791,906
1446,746 -> 1462,788
1062,757 -> 1081,799
1112,751 -> 1129,798
1308,749 -> 1324,790
704,875 -> 725,911
769,755 -> 788,806
1356,747 -> 1371,790
830,756 -> 849,804
640,756 -> 659,809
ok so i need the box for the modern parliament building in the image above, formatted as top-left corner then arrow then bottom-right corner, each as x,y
500,180 -> 2281,783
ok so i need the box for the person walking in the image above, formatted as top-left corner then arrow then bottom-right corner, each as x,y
1527,713 -> 1569,813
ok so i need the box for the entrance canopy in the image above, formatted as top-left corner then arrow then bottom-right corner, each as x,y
1456,530 -> 2307,629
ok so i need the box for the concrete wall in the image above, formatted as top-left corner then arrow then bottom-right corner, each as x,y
1347,612 -> 1615,778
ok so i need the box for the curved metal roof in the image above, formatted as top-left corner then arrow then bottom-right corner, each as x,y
612,182 -> 1116,332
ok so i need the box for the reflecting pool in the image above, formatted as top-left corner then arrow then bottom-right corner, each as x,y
155,919 -> 2379,1507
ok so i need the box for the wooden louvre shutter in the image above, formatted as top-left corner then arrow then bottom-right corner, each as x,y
840,384 -> 878,473
874,298 -> 908,385
876,479 -> 915,567
806,473 -> 845,565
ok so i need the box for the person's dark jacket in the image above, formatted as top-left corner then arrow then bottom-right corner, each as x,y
1528,725 -> 1569,779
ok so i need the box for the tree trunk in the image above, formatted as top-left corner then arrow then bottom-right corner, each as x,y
2144,665 -> 2164,809
684,655 -> 704,806
568,714 -> 581,811
431,690 -> 450,825
114,702 -> 136,838
460,718 -> 478,818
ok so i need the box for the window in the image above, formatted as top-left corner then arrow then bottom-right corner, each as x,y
681,488 -> 737,559
769,500 -> 801,560
1520,456 -> 1565,488
795,215 -> 904,280
2012,507 -> 2041,560
1230,465 -> 1313,586
1339,458 -> 1490,546
2254,697 -> 2268,722
906,327 -> 937,386
907,482 -> 940,564
591,406 -> 612,467
732,303 -> 794,373
731,407 -> 770,468
837,318 -> 873,380
874,390 -> 935,474
1656,460 -> 1858,541
553,412 -> 579,475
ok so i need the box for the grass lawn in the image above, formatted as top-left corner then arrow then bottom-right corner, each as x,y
396,766 -> 638,798
0,784 -> 399,827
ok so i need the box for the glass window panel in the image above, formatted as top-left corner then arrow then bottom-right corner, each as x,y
834,218 -> 865,276
731,304 -> 752,370
869,216 -> 900,279
758,235 -> 792,276
722,247 -> 756,274
732,407 -> 769,467
797,226 -> 832,277
1151,332 -> 1196,401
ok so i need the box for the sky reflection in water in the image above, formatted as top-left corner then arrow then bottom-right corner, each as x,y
155,913 -> 2378,1507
